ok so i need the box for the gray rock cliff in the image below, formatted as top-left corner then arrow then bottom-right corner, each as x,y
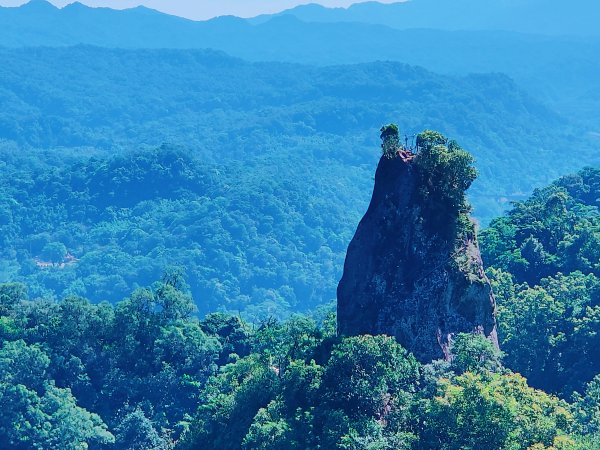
337,138 -> 498,362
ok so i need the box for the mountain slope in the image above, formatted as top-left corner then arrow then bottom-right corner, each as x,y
0,45 -> 593,217
480,167 -> 600,395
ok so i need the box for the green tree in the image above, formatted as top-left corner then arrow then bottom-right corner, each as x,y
200,312 -> 250,364
241,402 -> 292,450
413,131 -> 477,227
40,242 -> 68,262
318,335 -> 420,449
321,335 -> 420,418
0,340 -> 50,392
422,372 -> 575,449
0,382 -> 114,449
573,375 -> 600,437
380,124 -> 400,159
449,333 -> 504,374
181,354 -> 280,450
0,282 -> 26,316
153,321 -> 221,376
492,271 -> 600,395
114,407 -> 170,450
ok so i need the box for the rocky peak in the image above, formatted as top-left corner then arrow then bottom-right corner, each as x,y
337,128 -> 498,362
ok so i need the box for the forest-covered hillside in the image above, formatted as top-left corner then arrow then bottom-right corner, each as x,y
1,45 -> 598,310
1,165 -> 599,449
2,45 -> 583,186
480,167 -> 600,396
0,147 -> 361,317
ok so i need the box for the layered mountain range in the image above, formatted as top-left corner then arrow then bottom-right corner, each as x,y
2,0 -> 599,125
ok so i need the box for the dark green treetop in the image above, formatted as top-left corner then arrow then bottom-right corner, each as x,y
414,130 -> 477,215
380,123 -> 400,158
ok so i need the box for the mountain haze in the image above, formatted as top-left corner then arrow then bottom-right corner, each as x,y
0,45 -> 592,213
2,1 -> 599,125
253,0 -> 600,37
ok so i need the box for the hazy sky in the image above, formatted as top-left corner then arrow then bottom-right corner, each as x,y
0,0 -> 401,20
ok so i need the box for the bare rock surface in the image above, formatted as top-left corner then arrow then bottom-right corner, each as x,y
337,154 -> 498,362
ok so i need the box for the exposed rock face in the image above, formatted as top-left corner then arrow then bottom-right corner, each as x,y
337,155 -> 498,362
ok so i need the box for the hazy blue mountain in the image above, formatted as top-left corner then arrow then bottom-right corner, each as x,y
252,0 -> 600,38
0,45 -> 593,210
0,0 -> 229,48
10,0 -> 599,40
2,1 -> 599,126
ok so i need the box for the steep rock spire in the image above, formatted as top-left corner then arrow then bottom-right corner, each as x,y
337,129 -> 498,362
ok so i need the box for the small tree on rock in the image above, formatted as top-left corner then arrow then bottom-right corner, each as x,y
380,124 -> 400,159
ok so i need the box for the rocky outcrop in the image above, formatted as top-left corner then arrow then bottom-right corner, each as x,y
337,152 -> 498,362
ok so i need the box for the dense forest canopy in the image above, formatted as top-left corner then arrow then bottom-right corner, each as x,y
480,167 -> 600,396
0,146 -> 361,317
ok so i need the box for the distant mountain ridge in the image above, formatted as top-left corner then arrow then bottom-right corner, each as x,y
253,0 -> 600,37
0,0 -> 204,48
2,0 -> 600,127
7,0 -> 600,38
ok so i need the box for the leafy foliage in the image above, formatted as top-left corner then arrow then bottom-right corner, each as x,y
449,332 -> 504,375
481,168 -> 600,286
1,275 -> 598,449
481,168 -> 600,396
181,323 -> 591,450
0,280 -> 223,448
573,375 -> 600,437
415,130 -> 477,216
181,333 -> 421,450
380,123 -> 400,158
422,372 -> 575,450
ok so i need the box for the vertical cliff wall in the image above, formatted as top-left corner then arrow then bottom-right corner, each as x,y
337,140 -> 498,362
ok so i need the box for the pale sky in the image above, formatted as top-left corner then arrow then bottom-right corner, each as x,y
0,0 -> 400,20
